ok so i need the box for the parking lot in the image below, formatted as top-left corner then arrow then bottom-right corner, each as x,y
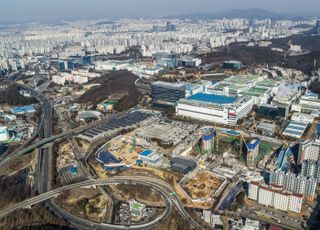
58,163 -> 88,184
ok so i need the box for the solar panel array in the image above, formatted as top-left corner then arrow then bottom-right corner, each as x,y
78,110 -> 155,142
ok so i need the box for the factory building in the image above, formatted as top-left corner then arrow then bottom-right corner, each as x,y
177,56 -> 202,68
170,156 -> 197,174
138,149 -> 163,166
12,105 -> 36,115
292,92 -> 320,114
0,126 -> 10,142
151,81 -> 186,109
176,93 -> 253,126
77,110 -> 104,122
257,104 -> 289,119
151,81 -> 203,109
248,182 -> 303,213
282,121 -> 309,139
223,60 -> 243,70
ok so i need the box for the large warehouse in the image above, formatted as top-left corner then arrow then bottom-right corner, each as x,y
176,93 -> 253,126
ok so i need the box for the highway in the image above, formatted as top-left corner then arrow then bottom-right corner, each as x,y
0,78 -> 205,229
0,177 -> 174,230
0,110 -> 128,168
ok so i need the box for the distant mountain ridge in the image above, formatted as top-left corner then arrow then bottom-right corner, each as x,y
165,8 -> 320,20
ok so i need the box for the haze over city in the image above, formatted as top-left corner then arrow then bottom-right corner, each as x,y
1,1 -> 320,230
1,0 -> 320,22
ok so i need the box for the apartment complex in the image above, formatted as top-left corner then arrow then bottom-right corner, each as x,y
248,182 -> 303,213
270,169 -> 317,198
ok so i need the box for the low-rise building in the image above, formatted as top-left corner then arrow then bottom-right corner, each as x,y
243,218 -> 260,230
129,199 -> 147,217
170,156 -> 197,174
283,120 -> 309,139
138,149 -> 163,166
292,92 -> 320,113
12,105 -> 36,115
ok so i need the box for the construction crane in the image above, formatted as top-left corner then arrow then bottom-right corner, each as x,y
279,133 -> 289,148
252,113 -> 258,133
239,131 -> 250,164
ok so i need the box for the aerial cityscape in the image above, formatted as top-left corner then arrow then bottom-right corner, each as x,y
1,0 -> 320,230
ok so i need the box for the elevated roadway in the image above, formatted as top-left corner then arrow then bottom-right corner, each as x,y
0,177 -> 173,230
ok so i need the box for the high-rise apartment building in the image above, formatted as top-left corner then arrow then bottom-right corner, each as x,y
248,182 -> 303,213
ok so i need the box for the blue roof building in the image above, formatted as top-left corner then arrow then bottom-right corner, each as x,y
12,105 -> 36,115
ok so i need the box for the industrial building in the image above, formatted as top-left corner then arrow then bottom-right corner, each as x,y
177,56 -> 202,68
77,110 -> 104,122
138,149 -> 163,166
151,81 -> 203,109
78,110 -> 158,142
223,60 -> 243,70
136,120 -> 197,147
151,81 -> 185,109
170,156 -> 197,174
272,83 -> 300,107
176,93 -> 253,126
95,149 -> 127,171
292,92 -> 320,114
205,75 -> 265,96
282,120 -> 309,139
3,114 -> 16,123
12,105 -> 36,115
257,104 -> 289,119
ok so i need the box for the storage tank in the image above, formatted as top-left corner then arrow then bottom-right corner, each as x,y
0,126 -> 10,142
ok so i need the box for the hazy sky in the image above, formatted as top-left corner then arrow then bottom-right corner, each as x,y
1,0 -> 320,22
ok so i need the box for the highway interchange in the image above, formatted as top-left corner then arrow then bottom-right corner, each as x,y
0,79 -> 204,229
0,177 -> 174,230
0,75 -> 289,229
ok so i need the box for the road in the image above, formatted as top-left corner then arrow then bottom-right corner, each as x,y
0,110 -> 128,168
0,177 -> 175,230
0,79 -> 204,229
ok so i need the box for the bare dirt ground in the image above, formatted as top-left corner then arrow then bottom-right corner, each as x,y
55,141 -> 75,171
183,171 -> 223,200
111,184 -> 164,206
155,209 -> 193,230
55,187 -> 112,222
0,151 -> 36,176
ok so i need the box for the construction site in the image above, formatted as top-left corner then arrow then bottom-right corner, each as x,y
189,126 -> 278,169
105,134 -> 154,165
180,170 -> 227,203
